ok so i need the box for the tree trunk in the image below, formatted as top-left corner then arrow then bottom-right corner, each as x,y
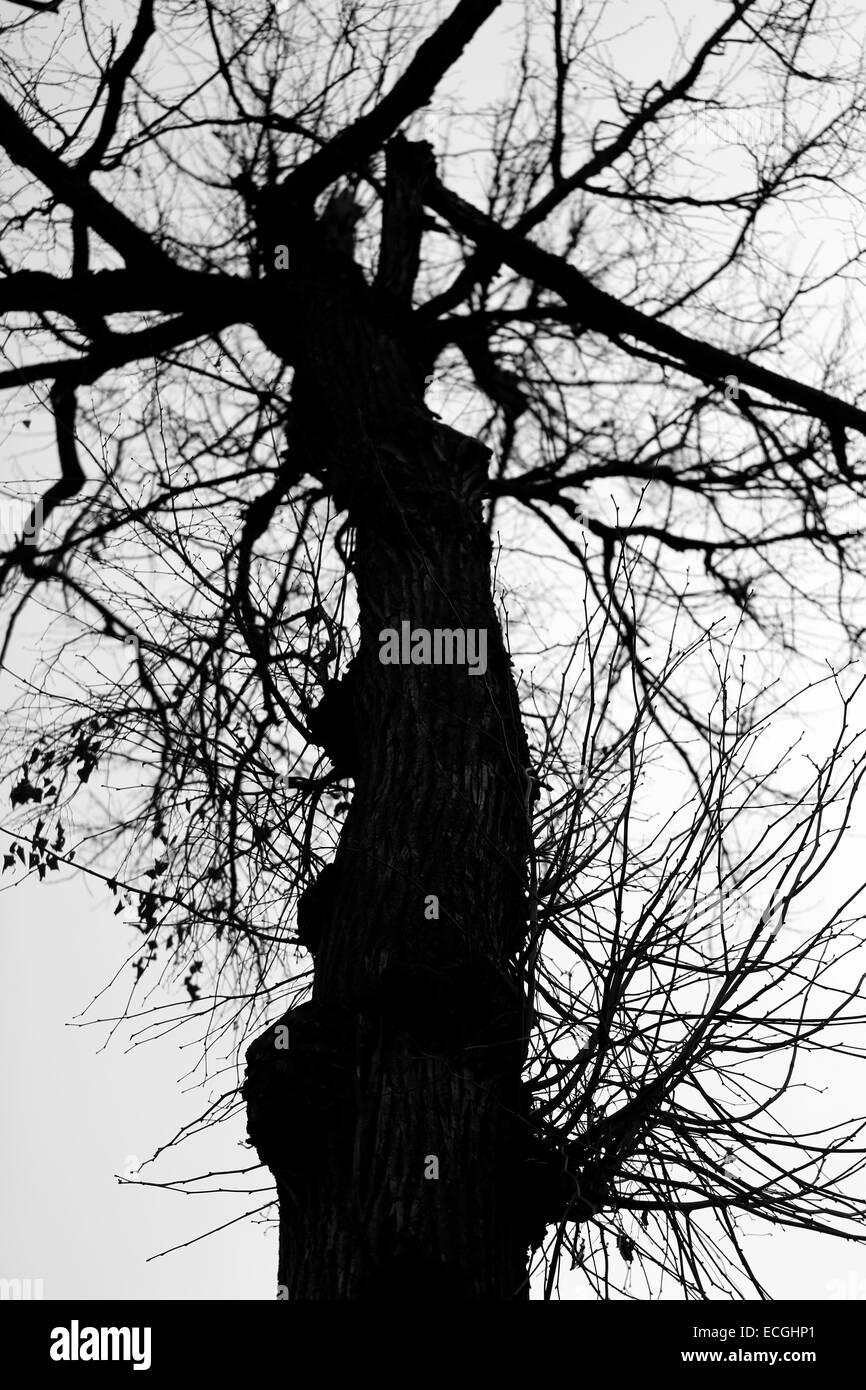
245,144 -> 542,1299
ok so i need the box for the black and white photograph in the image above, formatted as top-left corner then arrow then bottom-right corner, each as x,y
1,0 -> 865,1363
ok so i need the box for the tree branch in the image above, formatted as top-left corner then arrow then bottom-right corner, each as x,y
272,0 -> 500,208
0,267 -> 242,318
0,89 -> 173,269
76,0 -> 155,176
1,0 -> 60,12
0,309 -> 230,391
422,176 -> 866,441
420,0 -> 760,320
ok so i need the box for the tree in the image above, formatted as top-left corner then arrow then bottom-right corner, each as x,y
2,0 -> 866,1299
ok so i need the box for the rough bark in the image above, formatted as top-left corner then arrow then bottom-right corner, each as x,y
244,141 -> 547,1299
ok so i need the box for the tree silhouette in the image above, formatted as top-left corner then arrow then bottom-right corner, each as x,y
2,0 -> 866,1299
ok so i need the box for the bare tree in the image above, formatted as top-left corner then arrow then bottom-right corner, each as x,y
2,0 -> 866,1299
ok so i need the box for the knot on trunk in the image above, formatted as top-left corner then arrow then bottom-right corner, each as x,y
243,1001 -> 356,1184
305,663 -> 360,777
295,863 -> 340,956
